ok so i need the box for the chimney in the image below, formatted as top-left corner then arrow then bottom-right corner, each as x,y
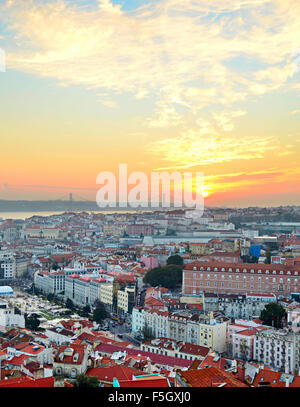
285,377 -> 290,388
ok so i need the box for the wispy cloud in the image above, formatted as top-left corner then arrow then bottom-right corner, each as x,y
2,0 -> 300,103
1,0 -> 300,200
148,124 -> 276,170
290,109 -> 300,115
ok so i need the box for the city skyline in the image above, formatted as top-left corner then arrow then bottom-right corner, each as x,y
0,0 -> 300,207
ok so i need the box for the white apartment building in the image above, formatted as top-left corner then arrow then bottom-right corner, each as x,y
253,328 -> 297,374
0,299 -> 25,328
35,270 -> 65,295
0,258 -> 15,281
132,307 -> 227,352
204,293 -> 277,320
170,312 -> 228,353
65,273 -> 111,307
132,307 -> 169,338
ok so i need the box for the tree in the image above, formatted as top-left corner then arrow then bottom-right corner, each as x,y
93,306 -> 107,324
260,303 -> 287,328
142,323 -> 155,341
81,305 -> 91,317
25,313 -> 40,331
167,254 -> 183,266
14,307 -> 21,315
66,298 -> 75,310
264,251 -> 272,264
241,255 -> 258,264
71,374 -> 100,388
143,264 -> 182,289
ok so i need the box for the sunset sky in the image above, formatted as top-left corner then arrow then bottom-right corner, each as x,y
0,0 -> 300,207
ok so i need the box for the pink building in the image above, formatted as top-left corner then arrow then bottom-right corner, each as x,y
183,260 -> 300,298
227,320 -> 267,361
288,305 -> 300,333
140,256 -> 159,269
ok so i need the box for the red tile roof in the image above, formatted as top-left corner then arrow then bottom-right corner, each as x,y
118,377 -> 170,387
0,376 -> 54,387
177,366 -> 248,387
54,344 -> 86,365
87,365 -> 140,382
95,343 -> 192,368
252,369 -> 300,387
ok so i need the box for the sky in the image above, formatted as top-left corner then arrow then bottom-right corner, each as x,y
0,0 -> 300,207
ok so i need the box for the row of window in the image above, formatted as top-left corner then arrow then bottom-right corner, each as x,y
192,266 -> 297,275
192,273 -> 296,282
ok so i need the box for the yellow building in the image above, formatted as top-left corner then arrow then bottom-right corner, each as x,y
99,284 -> 114,311
189,243 -> 207,255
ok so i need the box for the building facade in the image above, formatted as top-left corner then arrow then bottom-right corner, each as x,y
183,261 -> 300,298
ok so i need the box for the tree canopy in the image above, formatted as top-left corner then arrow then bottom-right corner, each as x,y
260,302 -> 287,328
25,313 -> 40,331
81,305 -> 91,317
72,374 -> 99,388
143,264 -> 182,289
93,300 -> 107,323
166,254 -> 183,266
66,298 -> 75,310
